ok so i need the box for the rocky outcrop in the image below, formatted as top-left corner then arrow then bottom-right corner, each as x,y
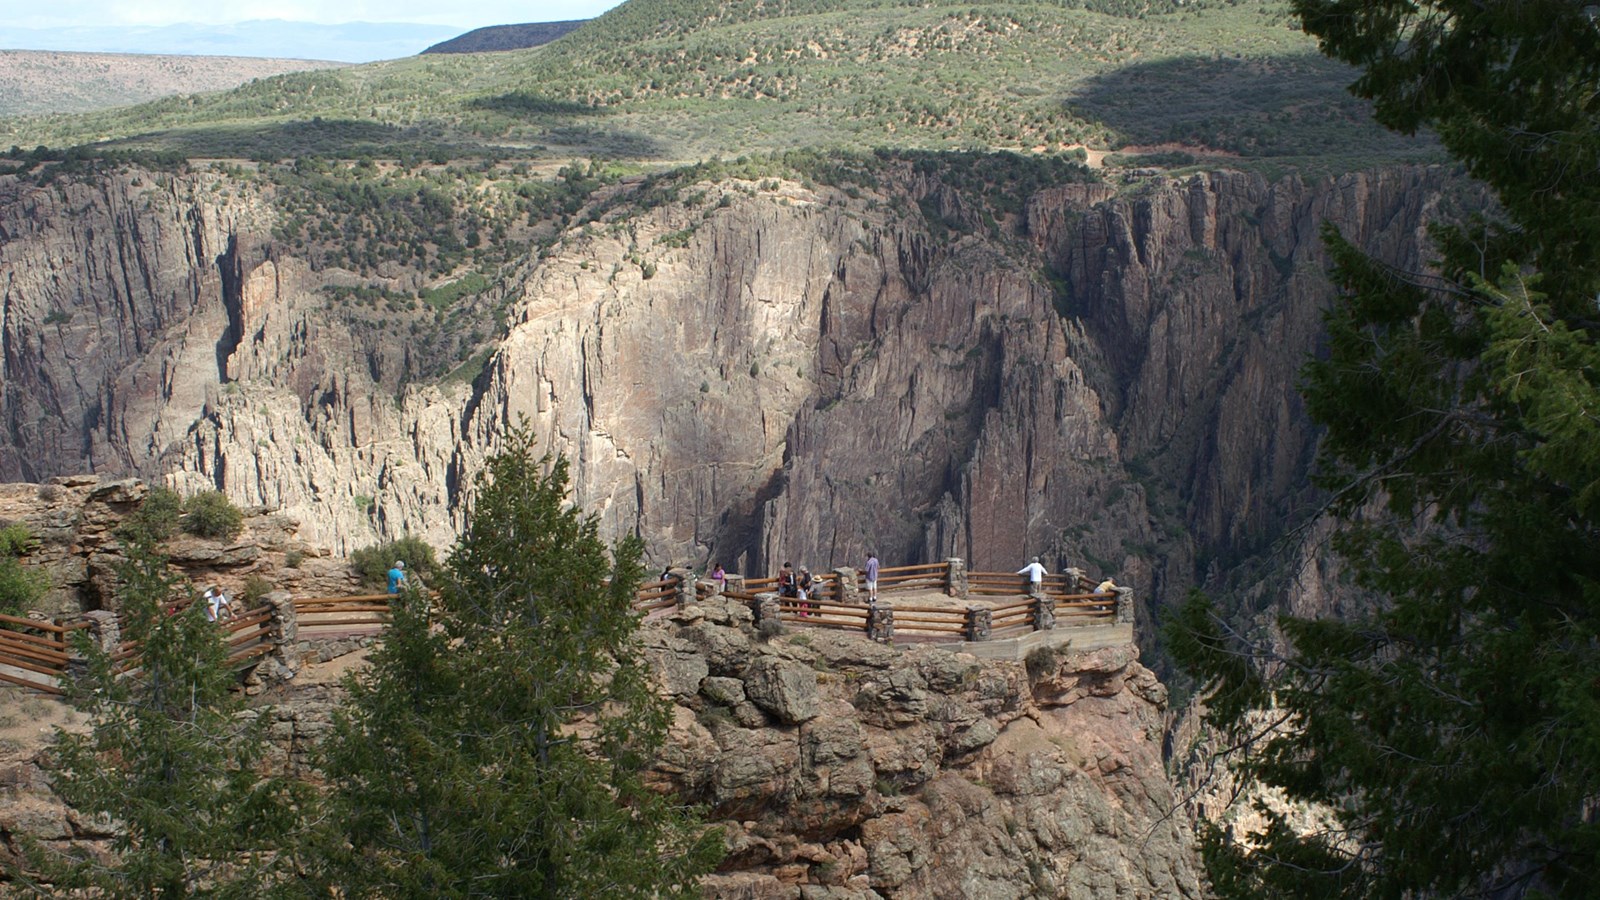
647,599 -> 1200,898
0,595 -> 1200,899
0,162 -> 1461,623
0,475 -> 353,615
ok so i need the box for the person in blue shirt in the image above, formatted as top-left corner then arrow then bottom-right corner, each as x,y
387,560 -> 407,594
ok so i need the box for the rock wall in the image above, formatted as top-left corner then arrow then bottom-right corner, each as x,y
0,162 -> 1461,621
0,475 -> 357,615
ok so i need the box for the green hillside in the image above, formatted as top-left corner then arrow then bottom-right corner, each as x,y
0,0 -> 1431,169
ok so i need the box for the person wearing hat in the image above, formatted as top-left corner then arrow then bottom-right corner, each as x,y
387,560 -> 408,595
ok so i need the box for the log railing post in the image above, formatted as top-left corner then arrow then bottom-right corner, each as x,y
945,557 -> 967,599
965,605 -> 992,642
1034,595 -> 1056,632
669,567 -> 695,608
833,567 -> 860,604
1113,585 -> 1134,626
867,602 -> 894,643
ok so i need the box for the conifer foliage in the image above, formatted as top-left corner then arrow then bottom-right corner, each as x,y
1175,1 -> 1600,897
25,538 -> 307,897
315,428 -> 720,896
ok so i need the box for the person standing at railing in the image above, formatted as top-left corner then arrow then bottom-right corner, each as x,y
387,560 -> 407,595
1018,557 -> 1048,597
797,566 -> 814,616
1094,576 -> 1117,612
779,562 -> 797,600
865,551 -> 880,605
711,563 -> 726,592
203,585 -> 234,623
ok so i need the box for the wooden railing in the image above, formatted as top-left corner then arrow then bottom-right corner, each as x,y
1054,593 -> 1117,622
0,613 -> 77,695
874,563 -> 949,593
294,594 -> 394,636
2,559 -> 1123,696
223,603 -> 276,666
775,595 -> 869,634
989,597 -> 1039,638
886,602 -> 970,640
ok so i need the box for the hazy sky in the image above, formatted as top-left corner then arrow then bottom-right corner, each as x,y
9,1 -> 624,30
0,1 -> 629,60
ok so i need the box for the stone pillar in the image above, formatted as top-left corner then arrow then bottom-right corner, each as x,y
867,602 -> 894,643
668,567 -> 696,607
1113,586 -> 1134,626
833,567 -> 860,604
753,592 -> 782,628
1034,595 -> 1056,632
965,605 -> 992,642
72,611 -> 119,677
724,574 -> 746,596
1065,566 -> 1088,593
945,557 -> 968,599
78,610 -> 119,655
262,591 -> 301,679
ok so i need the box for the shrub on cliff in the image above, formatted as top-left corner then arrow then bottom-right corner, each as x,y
181,490 -> 243,541
0,523 -> 45,616
118,486 -> 183,542
348,535 -> 438,589
314,428 -> 721,895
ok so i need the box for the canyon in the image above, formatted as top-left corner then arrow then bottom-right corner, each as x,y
0,153 -> 1467,895
0,160 -> 1458,631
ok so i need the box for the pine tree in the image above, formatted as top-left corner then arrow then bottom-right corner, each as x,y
22,538 -> 308,897
1173,1 -> 1600,896
314,428 -> 720,897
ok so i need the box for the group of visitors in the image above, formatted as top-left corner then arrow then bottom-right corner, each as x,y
690,551 -> 1113,605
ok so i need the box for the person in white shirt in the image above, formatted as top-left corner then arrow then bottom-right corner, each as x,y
203,586 -> 234,622
1017,557 -> 1048,594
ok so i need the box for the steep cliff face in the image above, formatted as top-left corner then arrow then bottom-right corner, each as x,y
647,599 -> 1200,897
0,163 -> 1458,613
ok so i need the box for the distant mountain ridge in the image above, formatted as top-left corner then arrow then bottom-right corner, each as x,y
0,50 -> 348,118
422,21 -> 588,54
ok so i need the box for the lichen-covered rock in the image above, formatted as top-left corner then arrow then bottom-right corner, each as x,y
744,657 -> 820,725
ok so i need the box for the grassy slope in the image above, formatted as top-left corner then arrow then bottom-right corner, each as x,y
0,0 -> 1431,169
0,51 -> 348,118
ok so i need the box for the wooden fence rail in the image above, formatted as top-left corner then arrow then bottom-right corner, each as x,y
294,594 -> 394,635
775,596 -> 869,634
0,614 -> 71,694
3,558 -> 1124,696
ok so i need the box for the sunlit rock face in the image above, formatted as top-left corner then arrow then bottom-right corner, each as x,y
0,163 -> 1453,618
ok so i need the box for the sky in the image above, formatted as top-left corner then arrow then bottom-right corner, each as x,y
0,1 -> 628,61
